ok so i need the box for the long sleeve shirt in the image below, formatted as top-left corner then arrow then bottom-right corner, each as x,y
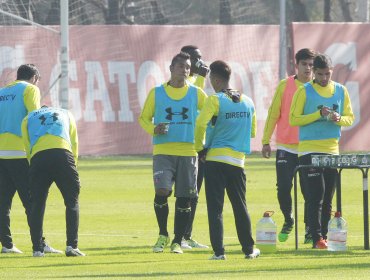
289,80 -> 354,155
21,110 -> 79,165
139,82 -> 208,156
195,94 -> 257,167
262,77 -> 305,153
0,80 -> 40,158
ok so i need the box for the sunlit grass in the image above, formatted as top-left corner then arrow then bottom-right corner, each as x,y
1,154 -> 369,279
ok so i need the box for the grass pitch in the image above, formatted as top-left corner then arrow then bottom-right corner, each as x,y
1,155 -> 370,279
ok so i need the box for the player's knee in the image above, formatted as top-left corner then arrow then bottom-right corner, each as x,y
155,188 -> 171,197
154,194 -> 168,208
176,197 -> 191,209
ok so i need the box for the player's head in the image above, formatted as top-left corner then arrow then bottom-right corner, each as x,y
209,60 -> 231,92
169,52 -> 191,81
313,53 -> 333,87
17,64 -> 40,85
295,48 -> 315,82
295,48 -> 316,64
313,53 -> 333,70
181,45 -> 201,60
181,45 -> 202,73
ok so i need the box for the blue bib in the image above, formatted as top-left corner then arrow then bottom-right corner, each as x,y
0,82 -> 28,136
27,107 -> 71,151
300,82 -> 344,141
209,93 -> 254,154
153,85 -> 198,144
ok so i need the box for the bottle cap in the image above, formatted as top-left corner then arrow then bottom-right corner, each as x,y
334,211 -> 341,218
263,211 -> 274,217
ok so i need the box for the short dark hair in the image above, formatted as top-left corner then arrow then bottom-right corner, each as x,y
170,52 -> 191,66
295,48 -> 316,64
16,64 -> 40,81
180,45 -> 199,54
313,53 -> 333,69
210,60 -> 231,82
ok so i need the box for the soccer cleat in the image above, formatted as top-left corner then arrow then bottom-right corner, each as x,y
1,245 -> 23,254
170,243 -> 183,254
33,251 -> 45,257
304,233 -> 313,244
44,244 -> 63,254
245,248 -> 261,259
278,233 -> 289,242
181,239 -> 192,249
185,239 -> 209,249
209,254 -> 226,260
313,238 -> 327,249
153,235 -> 170,253
65,246 -> 86,257
278,218 -> 294,242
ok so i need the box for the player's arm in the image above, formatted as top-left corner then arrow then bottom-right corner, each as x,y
68,111 -> 79,165
193,75 -> 206,89
197,87 -> 208,110
24,85 -> 41,112
289,86 -> 321,126
21,117 -> 31,161
138,88 -> 156,136
336,87 -> 355,127
251,109 -> 257,138
262,80 -> 285,145
195,95 -> 218,152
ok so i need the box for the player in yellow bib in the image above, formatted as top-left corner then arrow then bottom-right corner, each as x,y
289,53 -> 354,249
262,49 -> 316,243
139,52 -> 207,254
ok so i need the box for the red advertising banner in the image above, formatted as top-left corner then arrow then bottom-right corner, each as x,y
4,24 -> 367,155
1,25 -> 280,155
292,23 -> 370,152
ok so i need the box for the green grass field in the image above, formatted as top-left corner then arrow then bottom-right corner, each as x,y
1,155 -> 370,279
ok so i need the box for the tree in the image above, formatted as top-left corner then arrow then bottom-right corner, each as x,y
339,0 -> 352,21
324,0 -> 331,22
220,0 -> 232,24
150,1 -> 168,24
15,0 -> 30,20
291,0 -> 309,22
107,0 -> 120,24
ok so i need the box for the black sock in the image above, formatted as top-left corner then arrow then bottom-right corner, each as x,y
154,195 -> 169,236
184,197 -> 198,240
173,197 -> 191,244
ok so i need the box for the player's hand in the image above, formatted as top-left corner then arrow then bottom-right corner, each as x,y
194,59 -> 209,77
262,144 -> 271,158
330,111 -> 341,122
319,106 -> 331,117
154,123 -> 169,135
197,148 -> 208,162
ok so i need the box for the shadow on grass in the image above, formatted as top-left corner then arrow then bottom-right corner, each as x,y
50,262 -> 370,278
78,164 -> 152,171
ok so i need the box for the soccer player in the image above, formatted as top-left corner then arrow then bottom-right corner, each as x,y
195,60 -> 260,260
180,45 -> 209,249
289,53 -> 354,249
181,45 -> 208,89
0,64 -> 61,254
139,52 -> 207,254
262,48 -> 316,243
22,106 -> 85,257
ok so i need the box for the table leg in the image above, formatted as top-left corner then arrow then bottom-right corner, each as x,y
363,171 -> 369,250
337,169 -> 342,213
294,170 -> 298,250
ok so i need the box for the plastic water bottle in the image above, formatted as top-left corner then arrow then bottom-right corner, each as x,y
327,211 -> 347,251
256,211 -> 277,253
